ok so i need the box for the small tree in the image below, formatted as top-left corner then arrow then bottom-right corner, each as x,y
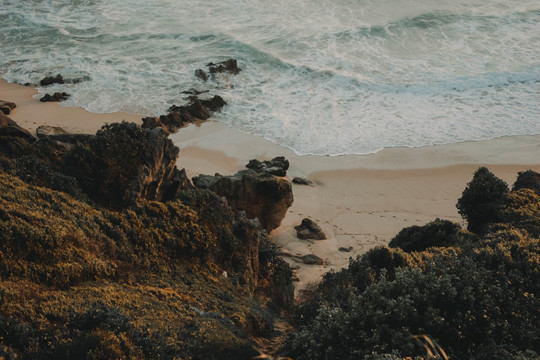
456,167 -> 508,234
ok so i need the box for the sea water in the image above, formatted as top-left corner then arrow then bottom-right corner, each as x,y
1,0 -> 539,155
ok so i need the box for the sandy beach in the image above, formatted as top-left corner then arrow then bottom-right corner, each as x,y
2,79 -> 539,293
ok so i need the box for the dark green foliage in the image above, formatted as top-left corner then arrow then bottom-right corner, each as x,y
286,167 -> 540,359
457,167 -> 509,234
389,219 -> 466,252
513,169 -> 540,195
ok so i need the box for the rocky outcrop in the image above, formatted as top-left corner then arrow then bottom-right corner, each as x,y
36,125 -> 68,138
207,59 -> 241,74
143,95 -> 226,133
192,169 -> 294,233
246,156 -> 289,177
295,218 -> 326,240
0,112 -> 34,140
40,74 -> 64,86
40,92 -> 70,102
0,100 -> 16,115
61,122 -> 181,207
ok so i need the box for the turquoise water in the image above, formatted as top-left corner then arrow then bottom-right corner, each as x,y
1,0 -> 539,155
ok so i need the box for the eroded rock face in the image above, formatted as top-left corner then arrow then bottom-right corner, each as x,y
192,169 -> 294,233
0,112 -> 34,140
62,122 -> 181,207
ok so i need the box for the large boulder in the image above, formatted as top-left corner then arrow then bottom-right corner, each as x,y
39,74 -> 64,86
192,169 -> 294,233
295,218 -> 326,240
0,113 -> 34,140
36,125 -> 68,138
246,156 -> 289,177
0,100 -> 16,115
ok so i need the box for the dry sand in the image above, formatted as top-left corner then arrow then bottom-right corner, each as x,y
2,79 -> 539,294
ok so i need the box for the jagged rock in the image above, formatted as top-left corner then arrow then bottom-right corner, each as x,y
195,68 -> 208,81
245,156 -> 289,177
62,122 -> 180,207
40,74 -> 64,86
192,169 -> 294,233
40,92 -> 70,102
339,246 -> 353,252
36,125 -> 68,138
141,116 -> 167,132
303,254 -> 324,265
295,218 -> 326,240
293,176 -> 313,185
207,59 -> 240,74
157,95 -> 227,133
200,95 -> 226,112
0,113 -> 34,140
0,100 -> 16,115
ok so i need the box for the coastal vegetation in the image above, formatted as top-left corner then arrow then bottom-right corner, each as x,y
0,104 -> 538,359
0,119 -> 293,359
285,168 -> 540,359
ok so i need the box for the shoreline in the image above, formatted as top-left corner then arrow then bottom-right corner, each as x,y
2,78 -> 539,292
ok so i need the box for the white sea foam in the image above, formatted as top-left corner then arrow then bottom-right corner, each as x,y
1,0 -> 539,155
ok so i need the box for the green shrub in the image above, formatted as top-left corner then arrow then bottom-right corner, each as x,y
389,219 -> 465,252
457,167 -> 509,234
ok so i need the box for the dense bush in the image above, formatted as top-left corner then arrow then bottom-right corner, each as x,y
457,167 -> 509,234
0,171 -> 281,358
513,169 -> 540,195
287,167 -> 540,359
389,219 -> 468,252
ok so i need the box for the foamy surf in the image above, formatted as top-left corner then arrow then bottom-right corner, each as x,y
1,0 -> 539,155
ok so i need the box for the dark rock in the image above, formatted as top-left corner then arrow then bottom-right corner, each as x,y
0,113 -> 35,140
40,92 -> 70,102
158,95 -> 226,133
0,100 -> 16,115
295,218 -> 326,240
36,125 -> 68,138
245,156 -> 289,177
160,167 -> 193,200
141,117 -> 166,131
63,122 -> 180,207
293,177 -> 313,185
303,254 -> 324,265
39,74 -> 64,86
200,95 -> 227,112
207,59 -> 240,75
195,68 -> 208,81
338,246 -> 353,252
192,169 -> 294,233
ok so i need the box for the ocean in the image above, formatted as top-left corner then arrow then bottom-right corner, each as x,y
1,0 -> 539,155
